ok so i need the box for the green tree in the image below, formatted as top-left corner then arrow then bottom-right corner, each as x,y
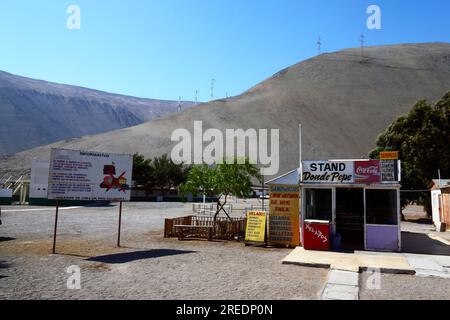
132,153 -> 154,195
152,154 -> 190,197
369,92 -> 450,213
180,158 -> 262,222
133,153 -> 190,197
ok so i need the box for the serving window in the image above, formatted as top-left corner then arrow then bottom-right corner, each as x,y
305,188 -> 332,221
365,189 -> 398,225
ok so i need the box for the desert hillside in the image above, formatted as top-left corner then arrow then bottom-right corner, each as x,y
2,43 -> 450,178
0,70 -> 194,155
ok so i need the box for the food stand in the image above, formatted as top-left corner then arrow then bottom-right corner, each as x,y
267,158 -> 402,252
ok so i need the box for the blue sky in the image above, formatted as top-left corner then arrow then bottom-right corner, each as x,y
1,0 -> 449,102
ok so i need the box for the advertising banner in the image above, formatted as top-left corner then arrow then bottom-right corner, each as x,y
380,151 -> 399,160
381,160 -> 399,183
301,161 -> 354,184
245,211 -> 267,243
268,185 -> 300,247
48,149 -> 133,201
354,160 -> 381,183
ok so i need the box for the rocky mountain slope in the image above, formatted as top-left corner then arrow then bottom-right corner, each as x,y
0,70 -> 194,155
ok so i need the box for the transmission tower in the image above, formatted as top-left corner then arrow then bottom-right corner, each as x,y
211,79 -> 216,99
360,33 -> 365,57
317,37 -> 322,55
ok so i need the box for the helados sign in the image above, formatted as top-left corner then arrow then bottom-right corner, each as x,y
301,161 -> 354,183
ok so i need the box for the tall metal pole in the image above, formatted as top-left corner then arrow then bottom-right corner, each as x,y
299,124 -> 303,179
262,175 -> 265,211
211,79 -> 216,99
52,200 -> 59,254
360,34 -> 365,57
117,201 -> 123,247
317,37 -> 322,55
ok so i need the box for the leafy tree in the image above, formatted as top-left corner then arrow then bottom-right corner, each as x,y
369,92 -> 450,213
132,153 -> 190,197
151,154 -> 190,196
132,153 -> 154,195
180,158 -> 262,222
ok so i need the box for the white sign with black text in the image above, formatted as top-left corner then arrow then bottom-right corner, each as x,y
48,149 -> 133,201
301,161 -> 354,183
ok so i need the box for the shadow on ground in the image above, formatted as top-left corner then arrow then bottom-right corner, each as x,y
402,232 -> 450,256
86,249 -> 196,264
0,260 -> 10,279
0,237 -> 16,242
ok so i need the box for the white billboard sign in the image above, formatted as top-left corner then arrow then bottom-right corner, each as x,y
48,149 -> 133,201
301,161 -> 354,183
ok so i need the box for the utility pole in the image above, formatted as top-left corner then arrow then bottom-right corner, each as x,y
360,33 -> 365,57
211,79 -> 216,100
317,37 -> 322,55
178,96 -> 182,112
195,90 -> 199,104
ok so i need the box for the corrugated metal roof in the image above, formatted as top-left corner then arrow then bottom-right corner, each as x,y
431,179 -> 450,188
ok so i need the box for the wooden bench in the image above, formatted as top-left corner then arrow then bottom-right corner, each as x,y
174,225 -> 214,241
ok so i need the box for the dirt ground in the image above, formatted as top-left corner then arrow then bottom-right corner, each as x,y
0,202 -> 328,300
1,202 -> 450,300
359,272 -> 450,300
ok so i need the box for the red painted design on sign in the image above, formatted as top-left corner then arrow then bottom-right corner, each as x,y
303,222 -> 330,251
354,160 -> 381,183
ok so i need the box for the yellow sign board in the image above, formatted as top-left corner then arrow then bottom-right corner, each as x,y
245,211 -> 267,243
380,151 -> 399,160
268,185 -> 300,247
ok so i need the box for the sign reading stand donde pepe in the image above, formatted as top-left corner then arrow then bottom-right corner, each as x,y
48,148 -> 133,201
301,159 -> 400,184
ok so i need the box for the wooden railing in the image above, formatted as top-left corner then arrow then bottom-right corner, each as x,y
164,215 -> 247,240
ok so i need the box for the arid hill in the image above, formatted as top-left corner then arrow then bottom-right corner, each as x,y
0,70 -> 193,155
2,43 -> 450,178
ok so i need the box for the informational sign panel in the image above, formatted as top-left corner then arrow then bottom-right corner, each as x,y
381,160 -> 399,183
354,160 -> 381,183
301,160 -> 400,184
302,161 -> 354,184
48,149 -> 133,201
245,211 -> 267,243
380,151 -> 399,160
268,185 -> 300,247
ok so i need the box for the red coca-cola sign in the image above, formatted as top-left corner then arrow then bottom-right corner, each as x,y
354,160 -> 381,183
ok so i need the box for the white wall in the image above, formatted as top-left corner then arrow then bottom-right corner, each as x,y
431,190 -> 442,227
30,159 -> 50,199
0,188 -> 12,198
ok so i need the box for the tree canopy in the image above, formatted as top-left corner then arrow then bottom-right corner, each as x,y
180,158 -> 262,221
369,92 -> 450,212
132,153 -> 190,196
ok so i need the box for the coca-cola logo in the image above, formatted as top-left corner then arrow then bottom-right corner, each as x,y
356,165 -> 379,175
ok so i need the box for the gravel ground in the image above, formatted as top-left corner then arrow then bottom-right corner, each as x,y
0,202 -> 328,300
359,272 -> 450,300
